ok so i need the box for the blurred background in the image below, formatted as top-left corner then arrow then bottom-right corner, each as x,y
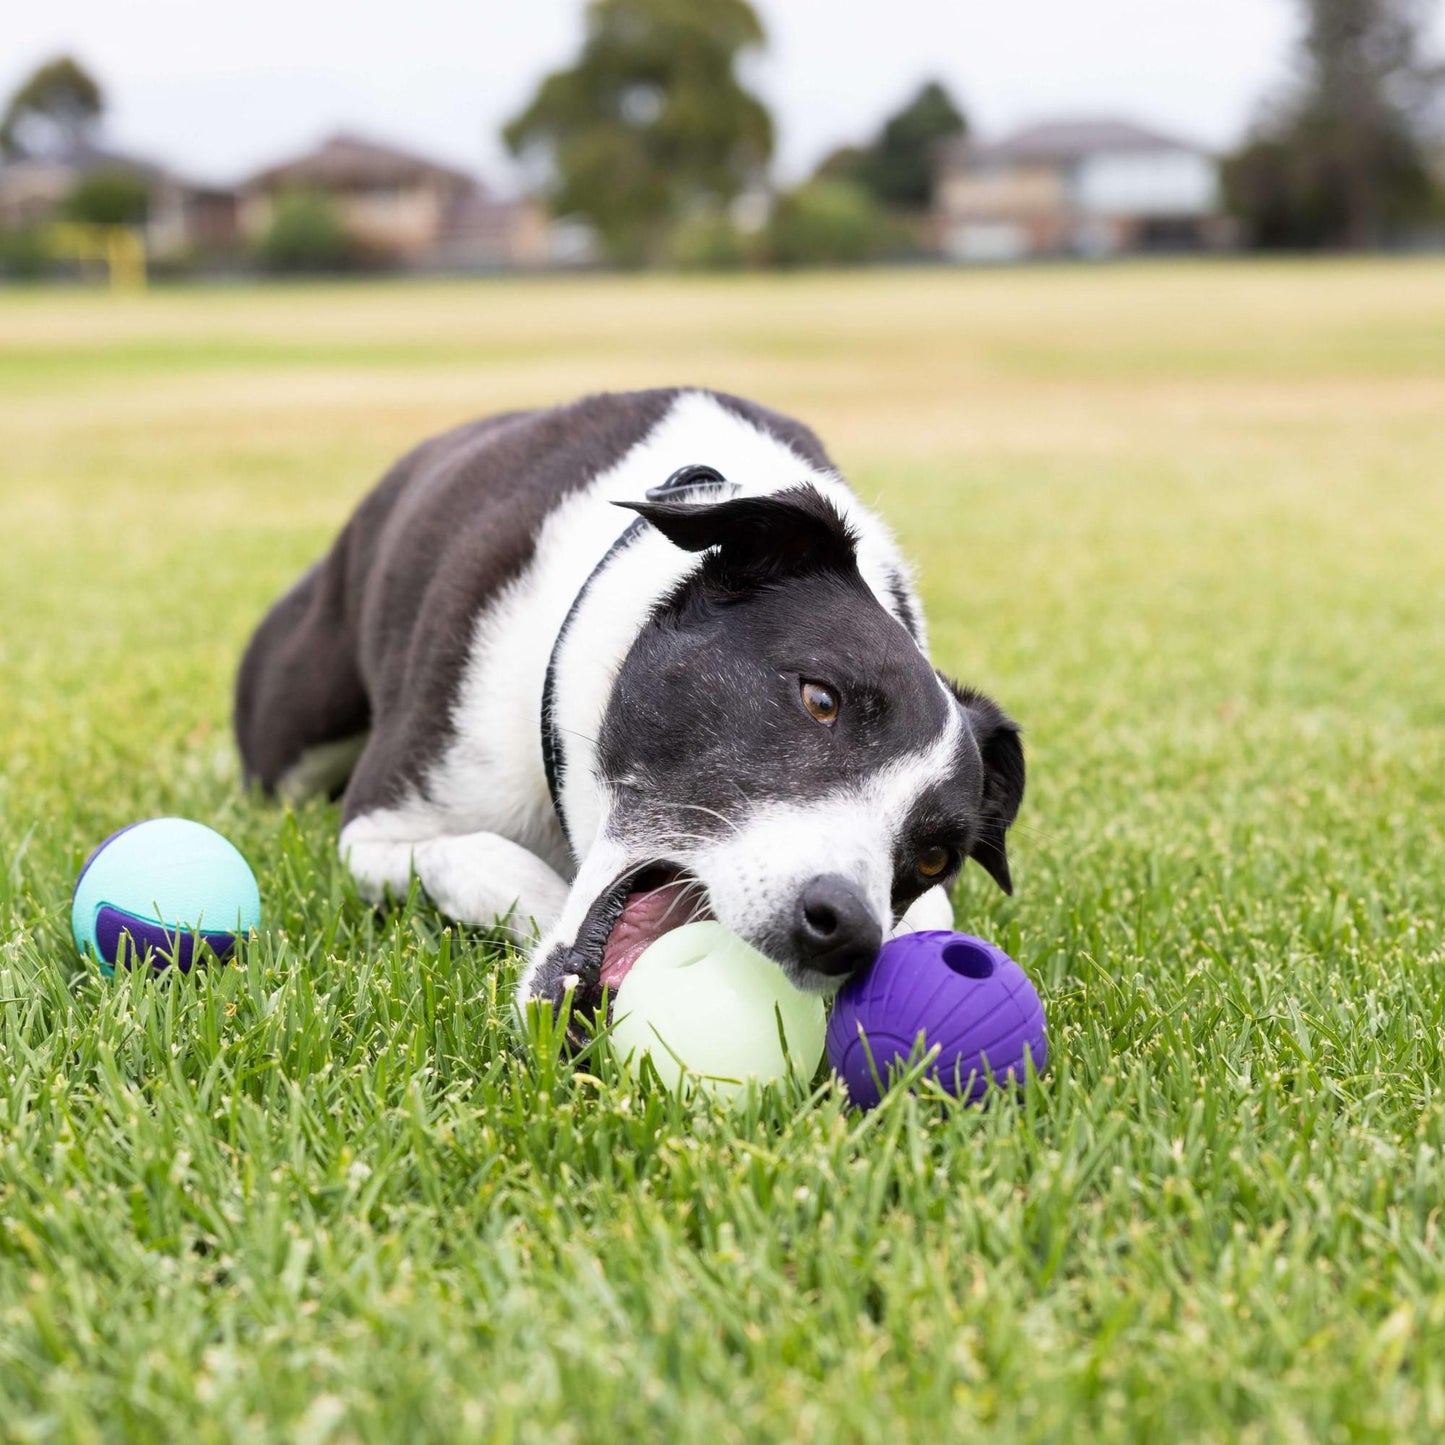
3,12 -> 1445,1432
3,0 -> 1444,282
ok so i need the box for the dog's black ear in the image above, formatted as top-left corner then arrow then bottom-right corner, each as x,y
618,484 -> 859,587
942,675 -> 1025,895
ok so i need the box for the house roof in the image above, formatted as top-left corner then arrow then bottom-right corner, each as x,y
246,133 -> 480,192
944,118 -> 1206,167
0,140 -> 166,182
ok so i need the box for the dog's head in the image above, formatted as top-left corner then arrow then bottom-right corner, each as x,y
529,484 -> 1024,1010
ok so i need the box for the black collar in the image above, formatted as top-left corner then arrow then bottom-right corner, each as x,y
540,464 -> 730,856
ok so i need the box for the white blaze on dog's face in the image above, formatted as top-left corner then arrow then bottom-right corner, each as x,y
687,699 -> 977,980
527,487 -> 1024,1009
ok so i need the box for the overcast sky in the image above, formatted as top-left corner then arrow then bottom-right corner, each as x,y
5,1 -> 1442,189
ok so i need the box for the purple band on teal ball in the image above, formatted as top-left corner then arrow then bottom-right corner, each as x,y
94,905 -> 238,971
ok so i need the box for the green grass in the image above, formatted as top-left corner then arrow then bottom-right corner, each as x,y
2,261 -> 1444,1442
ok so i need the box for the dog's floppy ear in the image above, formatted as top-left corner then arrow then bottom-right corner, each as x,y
618,484 -> 859,587
942,675 -> 1025,895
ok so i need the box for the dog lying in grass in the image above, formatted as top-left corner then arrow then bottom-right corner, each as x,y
236,388 -> 1024,1015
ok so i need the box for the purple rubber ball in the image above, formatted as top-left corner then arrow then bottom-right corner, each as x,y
826,931 -> 1047,1109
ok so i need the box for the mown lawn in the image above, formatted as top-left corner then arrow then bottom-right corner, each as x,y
2,260 -> 1444,1442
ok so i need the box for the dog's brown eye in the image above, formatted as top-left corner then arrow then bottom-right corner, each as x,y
801,680 -> 839,725
916,846 -> 951,879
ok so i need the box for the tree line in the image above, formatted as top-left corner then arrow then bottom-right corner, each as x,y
2,0 -> 1442,275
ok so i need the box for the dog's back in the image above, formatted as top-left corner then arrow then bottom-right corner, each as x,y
236,392 -> 679,801
236,388 -> 837,815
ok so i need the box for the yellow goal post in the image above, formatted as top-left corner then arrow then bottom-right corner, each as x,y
46,222 -> 147,293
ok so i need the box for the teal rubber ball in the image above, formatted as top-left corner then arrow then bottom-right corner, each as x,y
72,818 -> 261,972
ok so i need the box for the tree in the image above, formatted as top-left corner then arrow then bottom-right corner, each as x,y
1,56 -> 104,159
504,0 -> 773,265
814,81 -> 967,212
0,227 -> 50,279
65,169 -> 150,226
1223,0 -> 1443,247
811,144 -> 869,188
257,190 -> 353,273
669,205 -> 751,269
766,180 -> 880,267
859,81 -> 967,210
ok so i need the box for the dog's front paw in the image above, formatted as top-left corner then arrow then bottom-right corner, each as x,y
412,833 -> 568,940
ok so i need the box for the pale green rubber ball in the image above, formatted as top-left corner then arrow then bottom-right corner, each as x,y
610,921 -> 826,1100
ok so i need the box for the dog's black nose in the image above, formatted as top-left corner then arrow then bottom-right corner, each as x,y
793,874 -> 882,977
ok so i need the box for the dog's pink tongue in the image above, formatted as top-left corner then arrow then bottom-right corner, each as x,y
599,885 -> 697,991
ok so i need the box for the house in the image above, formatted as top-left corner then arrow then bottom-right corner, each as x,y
0,142 -> 159,231
933,118 -> 1231,262
0,141 -> 238,259
148,181 -> 241,257
239,133 -> 553,270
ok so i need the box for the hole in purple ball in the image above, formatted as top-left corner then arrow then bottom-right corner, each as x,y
941,939 -> 995,979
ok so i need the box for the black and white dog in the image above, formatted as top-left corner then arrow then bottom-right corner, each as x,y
236,388 -> 1024,1015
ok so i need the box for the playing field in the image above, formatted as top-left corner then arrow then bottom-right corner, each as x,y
2,260 -> 1444,1441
